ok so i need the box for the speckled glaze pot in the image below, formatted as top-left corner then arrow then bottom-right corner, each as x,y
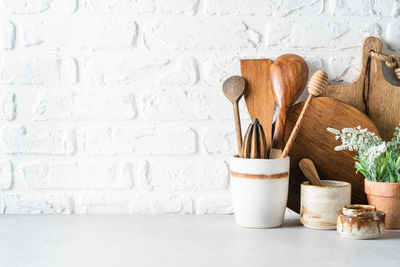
300,180 -> 351,230
365,179 -> 400,229
230,156 -> 289,228
337,205 -> 385,239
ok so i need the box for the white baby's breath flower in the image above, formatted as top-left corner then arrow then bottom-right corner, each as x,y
334,145 -> 344,151
327,128 -> 340,135
366,143 -> 387,164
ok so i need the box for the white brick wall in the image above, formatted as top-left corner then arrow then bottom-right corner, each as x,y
0,0 -> 398,214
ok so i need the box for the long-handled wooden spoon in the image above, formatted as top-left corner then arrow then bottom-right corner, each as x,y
280,70 -> 328,158
223,75 -> 246,157
299,158 -> 323,186
270,54 -> 309,152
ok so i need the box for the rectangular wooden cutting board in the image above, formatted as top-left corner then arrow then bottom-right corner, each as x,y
322,37 -> 400,141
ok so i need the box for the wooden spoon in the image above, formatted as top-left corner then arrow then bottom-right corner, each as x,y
270,54 -> 309,151
223,75 -> 246,158
299,158 -> 323,186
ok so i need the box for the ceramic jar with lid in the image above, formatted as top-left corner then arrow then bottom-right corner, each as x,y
337,205 -> 385,239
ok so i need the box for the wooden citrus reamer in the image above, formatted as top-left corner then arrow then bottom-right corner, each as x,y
280,70 -> 328,159
242,119 -> 267,159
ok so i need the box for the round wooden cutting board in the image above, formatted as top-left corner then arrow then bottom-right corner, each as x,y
284,97 -> 380,213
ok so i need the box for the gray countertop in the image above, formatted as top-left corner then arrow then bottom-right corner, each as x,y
0,214 -> 399,267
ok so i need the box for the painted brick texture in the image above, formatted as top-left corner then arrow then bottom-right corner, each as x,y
0,0 -> 397,214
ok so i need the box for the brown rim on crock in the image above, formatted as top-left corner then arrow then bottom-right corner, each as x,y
230,171 -> 289,180
301,180 -> 351,188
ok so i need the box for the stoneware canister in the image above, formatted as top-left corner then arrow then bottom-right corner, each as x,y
230,156 -> 289,228
337,205 -> 385,239
300,180 -> 351,229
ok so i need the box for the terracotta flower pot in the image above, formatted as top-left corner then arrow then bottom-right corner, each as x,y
364,179 -> 400,229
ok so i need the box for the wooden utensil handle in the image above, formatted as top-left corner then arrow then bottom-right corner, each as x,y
234,103 -> 243,158
272,108 -> 287,150
281,95 -> 313,158
281,71 -> 328,159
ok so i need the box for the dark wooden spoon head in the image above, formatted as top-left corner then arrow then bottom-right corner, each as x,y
270,54 -> 309,149
222,75 -> 246,103
270,54 -> 309,108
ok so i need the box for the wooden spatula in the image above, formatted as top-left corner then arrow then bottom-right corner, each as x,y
240,59 -> 274,158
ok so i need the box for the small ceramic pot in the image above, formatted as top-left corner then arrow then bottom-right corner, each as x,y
230,156 -> 289,228
337,205 -> 385,239
300,180 -> 351,229
365,179 -> 400,229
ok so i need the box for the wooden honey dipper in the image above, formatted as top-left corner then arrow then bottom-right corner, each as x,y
280,70 -> 328,159
242,118 -> 267,159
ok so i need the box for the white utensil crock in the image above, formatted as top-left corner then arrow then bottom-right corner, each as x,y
230,156 -> 289,228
